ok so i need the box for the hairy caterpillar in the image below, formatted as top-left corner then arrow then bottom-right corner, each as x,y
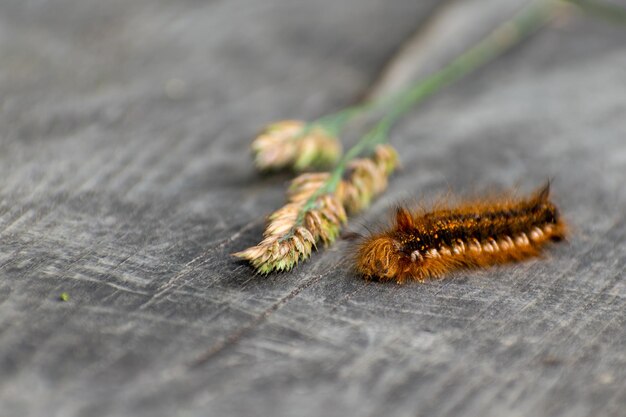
354,184 -> 566,283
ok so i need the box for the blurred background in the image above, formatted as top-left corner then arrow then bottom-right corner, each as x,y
0,0 -> 624,416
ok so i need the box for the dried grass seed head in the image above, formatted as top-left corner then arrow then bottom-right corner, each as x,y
233,172 -> 347,274
252,120 -> 342,172
339,144 -> 400,214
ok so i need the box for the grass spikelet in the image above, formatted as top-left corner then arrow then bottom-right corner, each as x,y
251,120 -> 342,172
234,145 -> 398,273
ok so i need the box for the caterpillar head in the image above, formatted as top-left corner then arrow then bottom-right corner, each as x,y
355,234 -> 411,281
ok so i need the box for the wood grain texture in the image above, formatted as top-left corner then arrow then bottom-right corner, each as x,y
0,1 -> 624,416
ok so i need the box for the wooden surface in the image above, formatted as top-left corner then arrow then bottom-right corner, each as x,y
0,1 -> 625,416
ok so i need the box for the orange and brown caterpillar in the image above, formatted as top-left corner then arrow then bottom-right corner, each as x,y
354,184 -> 566,283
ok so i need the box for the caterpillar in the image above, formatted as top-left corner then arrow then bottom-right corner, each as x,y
354,183 -> 566,283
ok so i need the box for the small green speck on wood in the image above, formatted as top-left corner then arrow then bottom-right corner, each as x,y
59,292 -> 70,302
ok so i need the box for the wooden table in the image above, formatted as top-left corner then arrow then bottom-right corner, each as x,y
0,0 -> 624,416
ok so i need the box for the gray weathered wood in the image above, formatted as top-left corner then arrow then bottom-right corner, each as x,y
0,1 -> 624,416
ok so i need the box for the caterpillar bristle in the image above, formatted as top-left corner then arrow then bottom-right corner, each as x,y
353,184 -> 566,284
